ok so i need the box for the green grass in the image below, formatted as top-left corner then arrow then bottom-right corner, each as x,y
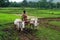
0,13 -> 20,25
35,26 -> 60,40
0,25 -> 60,40
0,8 -> 60,40
0,12 -> 21,40
0,24 -> 20,40
49,21 -> 60,27
0,8 -> 60,18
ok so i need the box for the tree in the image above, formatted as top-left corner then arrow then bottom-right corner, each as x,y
22,0 -> 28,7
40,0 -> 48,9
0,0 -> 9,7
48,0 -> 53,3
48,0 -> 54,9
40,0 -> 47,2
4,0 -> 10,7
56,2 -> 60,8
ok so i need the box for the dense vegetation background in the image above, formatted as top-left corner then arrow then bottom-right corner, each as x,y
0,0 -> 60,9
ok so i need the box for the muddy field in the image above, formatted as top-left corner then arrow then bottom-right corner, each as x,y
2,24 -> 40,40
38,17 -> 60,31
0,17 -> 60,40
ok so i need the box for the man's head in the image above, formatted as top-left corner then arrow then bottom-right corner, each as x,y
23,10 -> 26,14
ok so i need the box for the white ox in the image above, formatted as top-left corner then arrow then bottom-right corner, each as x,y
30,18 -> 39,29
14,19 -> 25,31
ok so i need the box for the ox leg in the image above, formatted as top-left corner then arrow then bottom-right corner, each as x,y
30,24 -> 34,29
21,28 -> 23,31
14,24 -> 17,30
30,24 -> 32,29
20,24 -> 24,31
14,24 -> 20,31
17,27 -> 19,30
32,25 -> 34,29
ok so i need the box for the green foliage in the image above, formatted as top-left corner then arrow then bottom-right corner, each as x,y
0,0 -> 60,9
0,0 -> 9,7
22,0 -> 28,7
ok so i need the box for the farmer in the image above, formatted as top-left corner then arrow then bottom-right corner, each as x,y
21,10 -> 28,25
